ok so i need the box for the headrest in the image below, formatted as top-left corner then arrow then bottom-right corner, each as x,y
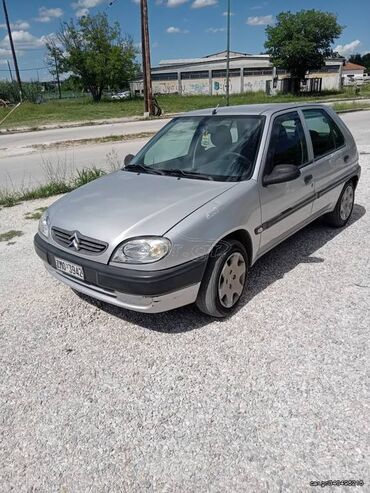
211,125 -> 232,148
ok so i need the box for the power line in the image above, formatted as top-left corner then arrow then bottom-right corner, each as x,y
0,66 -> 49,72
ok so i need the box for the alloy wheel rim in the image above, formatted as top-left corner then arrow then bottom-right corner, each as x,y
218,252 -> 246,309
340,185 -> 354,221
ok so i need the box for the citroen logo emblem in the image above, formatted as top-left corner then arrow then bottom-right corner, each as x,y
69,232 -> 80,251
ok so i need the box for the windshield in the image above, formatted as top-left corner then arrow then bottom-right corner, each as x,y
129,115 -> 265,182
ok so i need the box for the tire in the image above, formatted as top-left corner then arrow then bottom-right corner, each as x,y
196,239 -> 248,318
324,180 -> 355,228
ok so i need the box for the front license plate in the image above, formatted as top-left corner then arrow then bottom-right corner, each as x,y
55,257 -> 84,280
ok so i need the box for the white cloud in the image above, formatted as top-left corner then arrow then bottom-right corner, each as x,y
35,7 -> 63,23
0,20 -> 30,30
0,31 -> 48,50
192,0 -> 217,7
166,26 -> 189,33
71,0 -> 105,16
206,27 -> 226,33
246,15 -> 273,26
335,40 -> 361,57
0,47 -> 11,58
166,0 -> 188,6
76,8 -> 89,17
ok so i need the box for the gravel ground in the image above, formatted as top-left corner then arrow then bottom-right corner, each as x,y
1,142 -> 369,490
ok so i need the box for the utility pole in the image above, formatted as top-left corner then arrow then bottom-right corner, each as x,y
6,59 -> 13,82
2,0 -> 23,100
225,0 -> 231,106
53,51 -> 62,99
140,0 -> 154,116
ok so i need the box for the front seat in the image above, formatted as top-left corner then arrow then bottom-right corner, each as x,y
210,125 -> 233,151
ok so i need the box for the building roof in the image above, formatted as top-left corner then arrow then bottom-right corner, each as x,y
343,62 -> 366,71
158,51 -> 268,67
203,50 -> 250,58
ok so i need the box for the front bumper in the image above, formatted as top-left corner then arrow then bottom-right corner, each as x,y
34,234 -> 207,313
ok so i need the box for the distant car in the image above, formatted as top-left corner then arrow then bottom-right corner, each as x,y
111,91 -> 131,100
34,103 -> 360,318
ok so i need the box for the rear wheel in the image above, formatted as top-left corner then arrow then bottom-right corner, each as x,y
196,239 -> 248,318
325,181 -> 355,227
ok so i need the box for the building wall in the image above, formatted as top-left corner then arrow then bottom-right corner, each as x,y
243,75 -> 270,93
130,56 -> 344,96
308,72 -> 341,91
212,77 -> 241,95
181,79 -> 209,95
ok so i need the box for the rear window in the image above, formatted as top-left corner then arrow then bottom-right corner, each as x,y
303,109 -> 345,159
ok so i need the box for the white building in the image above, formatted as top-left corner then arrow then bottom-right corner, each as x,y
341,62 -> 366,86
130,51 -> 344,96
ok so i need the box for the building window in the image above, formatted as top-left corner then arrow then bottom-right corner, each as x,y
181,71 -> 209,79
151,72 -> 178,81
243,68 -> 273,76
212,69 -> 240,78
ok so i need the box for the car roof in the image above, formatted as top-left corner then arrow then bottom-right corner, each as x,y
184,102 -> 329,117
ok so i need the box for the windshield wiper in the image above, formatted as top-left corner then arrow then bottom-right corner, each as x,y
123,164 -> 164,175
161,169 -> 214,181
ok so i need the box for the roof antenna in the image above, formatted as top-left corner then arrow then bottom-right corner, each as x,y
212,104 -> 219,115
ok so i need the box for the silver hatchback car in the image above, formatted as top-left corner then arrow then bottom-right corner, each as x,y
34,103 -> 360,317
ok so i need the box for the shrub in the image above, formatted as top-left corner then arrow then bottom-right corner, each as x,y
0,81 -> 42,103
72,167 -> 106,188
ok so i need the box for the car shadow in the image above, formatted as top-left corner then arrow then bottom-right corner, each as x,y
77,204 -> 366,334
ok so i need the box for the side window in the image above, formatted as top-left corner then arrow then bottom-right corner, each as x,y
303,109 -> 345,159
266,112 -> 308,174
144,119 -> 197,165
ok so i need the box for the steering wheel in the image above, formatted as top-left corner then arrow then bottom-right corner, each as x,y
222,151 -> 253,175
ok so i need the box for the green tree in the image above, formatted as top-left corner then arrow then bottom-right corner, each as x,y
47,13 -> 139,101
349,53 -> 370,73
265,10 -> 344,89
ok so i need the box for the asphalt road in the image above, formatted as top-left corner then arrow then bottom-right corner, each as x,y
0,113 -> 369,491
0,119 -> 170,189
0,118 -> 169,150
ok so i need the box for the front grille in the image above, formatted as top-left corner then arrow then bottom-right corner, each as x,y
52,227 -> 108,255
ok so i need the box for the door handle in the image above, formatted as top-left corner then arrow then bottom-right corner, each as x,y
304,174 -> 313,185
344,155 -> 350,163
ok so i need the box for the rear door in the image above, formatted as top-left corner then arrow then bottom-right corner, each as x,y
257,110 -> 316,255
301,108 -> 350,215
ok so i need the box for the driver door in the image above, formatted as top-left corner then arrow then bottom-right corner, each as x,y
257,111 -> 316,255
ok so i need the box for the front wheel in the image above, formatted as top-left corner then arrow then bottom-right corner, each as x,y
324,181 -> 355,227
196,239 -> 248,318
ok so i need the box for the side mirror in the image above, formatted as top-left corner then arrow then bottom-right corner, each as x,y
124,154 -> 134,166
263,164 -> 301,186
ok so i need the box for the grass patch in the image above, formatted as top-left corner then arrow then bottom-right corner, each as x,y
72,167 -> 106,187
24,207 -> 47,220
1,87 -> 369,130
0,166 -> 108,208
31,132 -> 155,150
0,230 -> 23,242
333,101 -> 370,112
0,194 -> 21,207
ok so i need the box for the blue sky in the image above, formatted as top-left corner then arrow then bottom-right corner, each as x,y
0,0 -> 369,81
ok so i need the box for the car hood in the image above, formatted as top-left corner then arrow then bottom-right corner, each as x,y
48,170 -> 237,245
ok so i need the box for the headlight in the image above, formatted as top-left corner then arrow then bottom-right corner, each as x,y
111,237 -> 171,264
38,210 -> 50,238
